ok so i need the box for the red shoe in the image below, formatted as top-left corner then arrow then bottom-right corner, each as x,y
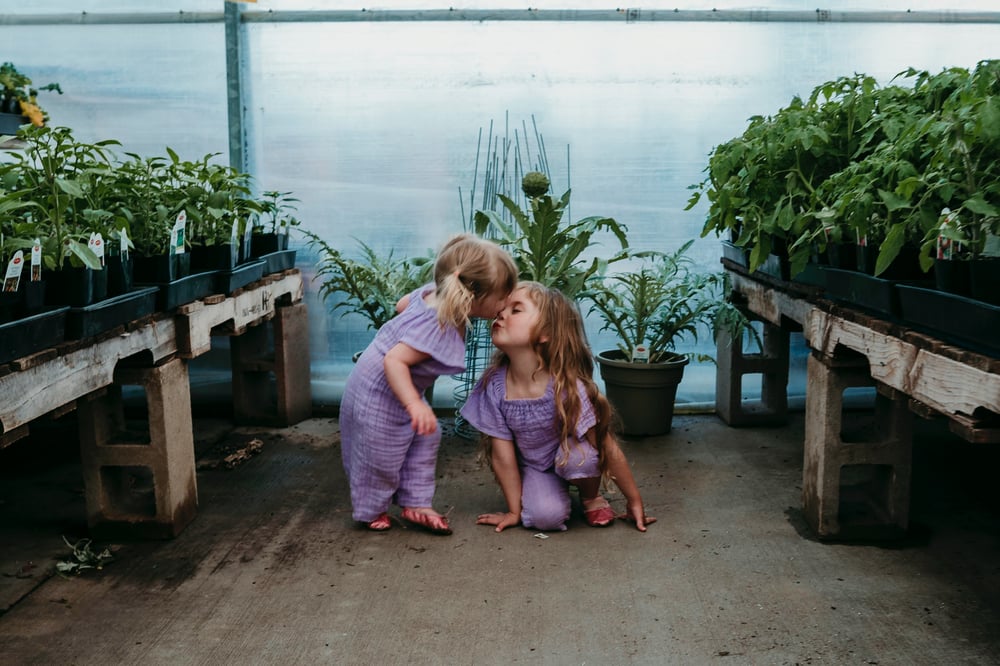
400,507 -> 452,535
367,513 -> 391,531
582,497 -> 616,527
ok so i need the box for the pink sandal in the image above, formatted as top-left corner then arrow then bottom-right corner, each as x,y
367,513 -> 391,531
582,497 -> 616,527
401,507 -> 452,535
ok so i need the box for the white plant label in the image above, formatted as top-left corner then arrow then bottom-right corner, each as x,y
3,250 -> 23,293
31,239 -> 41,281
171,210 -> 187,255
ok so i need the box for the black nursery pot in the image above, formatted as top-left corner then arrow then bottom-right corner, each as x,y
969,257 -> 1000,306
134,252 -> 191,283
45,266 -> 96,308
250,233 -> 288,257
191,243 -> 237,272
934,258 -> 973,297
107,254 -> 135,296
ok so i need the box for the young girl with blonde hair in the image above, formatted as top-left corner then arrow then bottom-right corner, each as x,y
461,282 -> 656,533
340,234 -> 517,534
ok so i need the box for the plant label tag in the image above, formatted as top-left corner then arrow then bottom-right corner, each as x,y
31,239 -> 41,281
172,210 -> 187,255
633,344 -> 650,363
230,219 -> 240,266
4,250 -> 23,293
89,232 -> 105,266
119,227 -> 130,260
243,216 -> 254,261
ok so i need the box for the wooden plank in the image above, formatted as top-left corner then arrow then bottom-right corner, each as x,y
805,309 -> 1000,418
176,272 -> 304,358
728,270 -> 813,327
0,318 -> 178,434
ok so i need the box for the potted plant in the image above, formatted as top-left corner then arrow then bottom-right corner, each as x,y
0,61 -> 62,130
303,230 -> 433,349
10,125 -> 107,306
581,239 -> 753,436
473,171 -> 629,298
251,190 -> 299,257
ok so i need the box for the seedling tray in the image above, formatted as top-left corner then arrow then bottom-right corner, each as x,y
820,268 -> 902,320
138,271 -> 220,311
260,250 -> 296,275
65,286 -> 159,340
215,259 -> 265,294
0,306 -> 69,364
897,284 -> 1000,358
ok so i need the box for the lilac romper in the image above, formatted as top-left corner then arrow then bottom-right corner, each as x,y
460,367 -> 601,531
340,284 -> 466,522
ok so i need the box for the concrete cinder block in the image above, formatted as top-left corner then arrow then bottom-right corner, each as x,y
78,357 -> 197,539
231,302 -> 312,426
802,352 -> 912,540
715,313 -> 790,426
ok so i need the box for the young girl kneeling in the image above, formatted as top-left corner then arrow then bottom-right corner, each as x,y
460,282 -> 656,533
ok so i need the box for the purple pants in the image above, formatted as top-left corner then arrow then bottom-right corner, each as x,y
519,440 -> 600,531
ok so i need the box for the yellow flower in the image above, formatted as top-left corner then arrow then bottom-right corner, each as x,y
18,99 -> 44,127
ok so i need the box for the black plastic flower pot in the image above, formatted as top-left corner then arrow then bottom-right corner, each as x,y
134,253 -> 191,283
191,243 -> 237,273
106,254 -> 134,297
250,233 -> 288,258
934,258 -> 972,297
44,266 -> 96,308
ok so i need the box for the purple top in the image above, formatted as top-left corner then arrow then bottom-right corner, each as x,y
460,366 -> 597,471
351,283 -> 466,395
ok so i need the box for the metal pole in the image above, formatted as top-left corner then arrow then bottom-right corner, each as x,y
224,1 -> 247,174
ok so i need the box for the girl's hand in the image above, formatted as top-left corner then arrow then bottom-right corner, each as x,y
618,501 -> 657,532
477,511 -> 520,533
405,400 -> 438,435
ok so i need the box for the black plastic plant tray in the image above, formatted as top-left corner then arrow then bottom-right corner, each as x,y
897,284 -> 1000,358
138,270 -> 220,311
720,240 -> 749,268
216,259 -> 265,294
260,249 -> 296,275
820,267 -> 903,320
65,286 -> 159,340
0,306 -> 69,365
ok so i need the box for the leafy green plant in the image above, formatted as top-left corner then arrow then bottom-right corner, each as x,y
255,190 -> 300,235
304,230 -> 433,331
689,61 -> 1000,277
55,536 -> 113,577
11,125 -> 118,270
581,239 -> 755,363
473,171 -> 628,298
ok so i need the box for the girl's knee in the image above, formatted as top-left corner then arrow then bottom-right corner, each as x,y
522,496 -> 571,531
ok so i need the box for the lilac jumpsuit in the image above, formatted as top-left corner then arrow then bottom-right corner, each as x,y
340,284 -> 466,523
460,366 -> 601,531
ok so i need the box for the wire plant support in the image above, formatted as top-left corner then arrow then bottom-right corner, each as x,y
452,112 -> 567,439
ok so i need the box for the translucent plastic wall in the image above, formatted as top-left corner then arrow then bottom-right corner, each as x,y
2,2 -> 998,407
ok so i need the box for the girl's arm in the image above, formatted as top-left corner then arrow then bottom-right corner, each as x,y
383,342 -> 437,435
593,430 -> 657,532
395,293 -> 411,314
477,437 -> 522,532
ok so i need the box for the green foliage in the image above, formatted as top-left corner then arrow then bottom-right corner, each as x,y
688,60 -> 1000,276
55,536 -> 113,577
1,125 -> 295,262
473,188 -> 629,298
255,189 -> 300,235
304,230 -> 433,331
581,240 -> 756,363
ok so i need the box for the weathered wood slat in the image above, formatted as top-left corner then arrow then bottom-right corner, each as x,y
805,308 -> 1000,418
176,272 -> 304,358
0,272 -> 305,441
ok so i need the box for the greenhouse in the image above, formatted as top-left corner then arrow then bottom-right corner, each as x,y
1,1 -> 999,663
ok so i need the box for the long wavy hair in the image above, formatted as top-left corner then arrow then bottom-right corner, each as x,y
485,281 -> 615,475
433,234 -> 518,329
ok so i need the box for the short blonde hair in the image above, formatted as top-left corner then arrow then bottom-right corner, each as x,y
433,234 -> 518,329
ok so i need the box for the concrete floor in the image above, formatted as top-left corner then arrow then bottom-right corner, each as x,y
1,411 -> 999,665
